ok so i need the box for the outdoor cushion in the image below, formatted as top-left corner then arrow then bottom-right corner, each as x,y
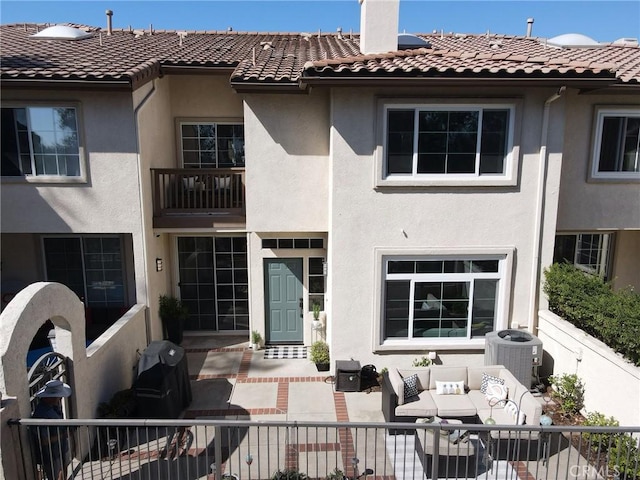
396,393 -> 438,417
428,366 -> 468,389
432,392 -> 477,417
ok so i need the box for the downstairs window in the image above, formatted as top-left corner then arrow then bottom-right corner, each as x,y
382,257 -> 503,343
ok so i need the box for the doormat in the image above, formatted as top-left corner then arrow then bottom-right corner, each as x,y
263,346 -> 307,359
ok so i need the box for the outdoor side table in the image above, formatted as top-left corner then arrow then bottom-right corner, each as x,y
335,360 -> 361,392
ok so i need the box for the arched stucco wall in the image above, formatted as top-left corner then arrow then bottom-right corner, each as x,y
0,282 -> 87,418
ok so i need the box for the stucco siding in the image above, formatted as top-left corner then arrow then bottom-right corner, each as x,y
1,90 -> 140,233
556,91 -> 640,230
611,230 -> 640,290
326,86 -> 566,364
244,91 -> 330,232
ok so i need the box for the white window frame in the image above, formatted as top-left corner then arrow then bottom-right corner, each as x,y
375,98 -> 521,187
177,118 -> 245,169
372,247 -> 513,351
1,102 -> 87,184
590,107 -> 640,182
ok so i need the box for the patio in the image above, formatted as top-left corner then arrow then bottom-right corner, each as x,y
11,334 -> 639,480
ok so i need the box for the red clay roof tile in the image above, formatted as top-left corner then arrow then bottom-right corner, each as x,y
1,25 -> 638,87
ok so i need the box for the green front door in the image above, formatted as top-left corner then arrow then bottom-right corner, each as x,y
265,258 -> 303,344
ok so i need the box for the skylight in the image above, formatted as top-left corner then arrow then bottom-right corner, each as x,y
30,25 -> 93,41
546,33 -> 601,48
397,33 -> 431,50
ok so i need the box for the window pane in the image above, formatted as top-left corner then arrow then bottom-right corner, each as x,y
449,111 -> 478,133
388,261 -> 414,274
553,235 -> 576,264
309,257 -> 324,275
480,109 -> 509,174
622,117 -> 639,172
387,110 -> 414,174
309,276 -> 324,293
472,279 -> 497,337
416,261 -> 443,273
598,117 -> 624,172
447,153 -> 475,173
419,111 -> 448,132
417,153 -> 445,173
384,280 -> 410,338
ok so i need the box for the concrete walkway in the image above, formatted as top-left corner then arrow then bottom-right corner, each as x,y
181,335 -> 385,424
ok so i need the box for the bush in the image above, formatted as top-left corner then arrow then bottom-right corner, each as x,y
548,373 -> 584,416
412,356 -> 432,367
609,434 -> 640,480
582,411 -> 620,452
543,263 -> 640,366
309,341 -> 330,364
272,470 -> 308,480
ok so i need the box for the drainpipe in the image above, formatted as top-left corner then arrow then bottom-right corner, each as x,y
528,86 -> 566,333
133,79 -> 157,345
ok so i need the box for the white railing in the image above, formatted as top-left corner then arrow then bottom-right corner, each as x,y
9,418 -> 640,480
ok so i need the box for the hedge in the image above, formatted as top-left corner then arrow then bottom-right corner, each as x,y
543,263 -> 640,366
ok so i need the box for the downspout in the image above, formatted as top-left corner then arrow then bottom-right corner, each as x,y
528,86 -> 566,333
133,79 -> 157,345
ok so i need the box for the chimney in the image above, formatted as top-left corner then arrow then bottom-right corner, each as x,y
526,17 -> 534,37
106,9 -> 113,35
359,0 -> 399,54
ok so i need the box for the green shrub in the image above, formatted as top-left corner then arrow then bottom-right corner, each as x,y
309,341 -> 330,364
548,373 -> 584,416
543,263 -> 640,366
272,470 -> 308,480
412,356 -> 432,367
582,411 -> 620,452
608,434 -> 640,480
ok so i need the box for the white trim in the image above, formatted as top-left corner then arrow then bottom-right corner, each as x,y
590,106 -> 640,182
372,247 -> 514,352
375,98 -> 521,187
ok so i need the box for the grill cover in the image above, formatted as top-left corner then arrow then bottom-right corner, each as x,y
134,341 -> 192,418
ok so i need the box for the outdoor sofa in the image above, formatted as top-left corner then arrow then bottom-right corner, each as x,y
381,364 -> 542,439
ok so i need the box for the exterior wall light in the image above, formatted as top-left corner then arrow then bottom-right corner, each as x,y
156,258 -> 163,272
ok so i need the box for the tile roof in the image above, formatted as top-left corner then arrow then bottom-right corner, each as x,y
1,24 -> 639,89
303,34 -> 640,84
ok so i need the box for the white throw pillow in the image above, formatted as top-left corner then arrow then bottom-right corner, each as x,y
435,380 -> 465,395
503,401 -> 526,425
485,382 -> 508,404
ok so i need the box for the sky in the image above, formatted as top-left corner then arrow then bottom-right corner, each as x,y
0,0 -> 638,43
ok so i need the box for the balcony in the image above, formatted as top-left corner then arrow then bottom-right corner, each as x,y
152,168 -> 246,229
11,418 -> 640,480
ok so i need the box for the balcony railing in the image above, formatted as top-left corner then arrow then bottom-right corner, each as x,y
9,418 -> 640,480
152,168 -> 246,228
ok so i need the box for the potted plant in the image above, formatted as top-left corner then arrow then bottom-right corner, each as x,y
309,340 -> 330,371
311,302 -> 322,331
159,294 -> 188,345
251,330 -> 263,350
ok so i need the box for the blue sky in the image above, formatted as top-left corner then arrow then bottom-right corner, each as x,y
1,1 -> 638,43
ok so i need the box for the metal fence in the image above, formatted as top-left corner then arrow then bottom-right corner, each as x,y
8,418 -> 640,480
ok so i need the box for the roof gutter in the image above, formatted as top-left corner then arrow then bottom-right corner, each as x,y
0,78 -> 133,91
298,76 -> 616,89
528,86 -> 566,334
231,81 -> 308,94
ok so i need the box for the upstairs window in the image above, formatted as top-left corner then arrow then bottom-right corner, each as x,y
1,106 -> 81,177
592,108 -> 640,180
181,122 -> 245,168
385,105 -> 513,178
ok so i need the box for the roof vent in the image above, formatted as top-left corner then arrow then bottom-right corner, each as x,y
30,25 -> 93,40
546,33 -> 601,48
613,37 -> 639,45
397,33 -> 431,50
